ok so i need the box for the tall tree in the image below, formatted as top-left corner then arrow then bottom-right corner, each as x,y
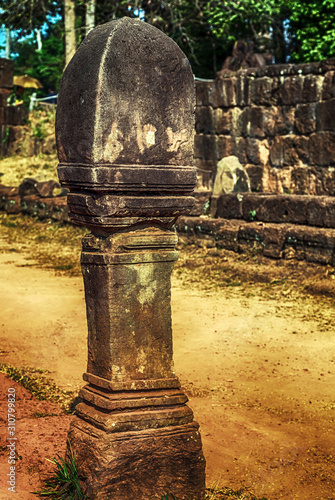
85,0 -> 96,36
288,0 -> 335,63
64,0 -> 76,66
0,0 -> 61,36
12,21 -> 65,90
204,0 -> 289,64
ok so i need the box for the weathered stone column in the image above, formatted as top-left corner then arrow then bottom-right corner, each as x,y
56,17 -> 206,500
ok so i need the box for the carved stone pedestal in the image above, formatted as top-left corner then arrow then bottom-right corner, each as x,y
56,16 -> 206,499
71,228 -> 205,499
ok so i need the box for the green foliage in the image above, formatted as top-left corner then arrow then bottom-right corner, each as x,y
12,22 -> 65,91
206,487 -> 269,499
89,0 -> 224,77
0,0 -> 62,36
204,0 -> 278,44
249,210 -> 257,221
4,0 -> 335,92
32,122 -> 47,140
0,363 -> 76,411
36,447 -> 89,499
2,127 -> 10,144
288,0 -> 335,62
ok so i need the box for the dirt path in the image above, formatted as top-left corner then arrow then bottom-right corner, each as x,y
1,251 -> 335,499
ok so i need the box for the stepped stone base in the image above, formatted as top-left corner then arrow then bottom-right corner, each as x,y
68,419 -> 206,500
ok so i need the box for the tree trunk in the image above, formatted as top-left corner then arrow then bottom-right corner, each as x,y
85,0 -> 96,37
5,27 -> 11,59
64,0 -> 76,68
36,28 -> 42,52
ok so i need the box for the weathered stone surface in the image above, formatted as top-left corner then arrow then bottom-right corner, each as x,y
216,135 -> 235,159
238,221 -> 264,254
322,71 -> 335,100
21,194 -> 69,222
194,158 -> 215,190
176,215 -> 335,266
195,106 -> 214,134
0,90 -> 9,107
295,103 -> 317,134
210,77 -> 236,108
80,229 -> 178,383
0,185 -> 19,211
213,156 -> 250,195
302,74 -> 322,102
5,105 -> 28,126
262,224 -> 286,259
283,135 -> 309,166
213,108 -> 233,134
247,195 -> 307,224
307,197 -> 335,228
263,107 -> 295,137
69,422 -> 205,500
0,58 -> 14,88
279,75 -> 304,105
194,61 -> 335,194
196,81 -> 211,106
194,134 -> 216,161
57,17 -> 205,500
57,20 -> 194,168
0,182 -> 69,222
19,178 -> 62,198
303,228 -> 335,265
316,98 -> 335,131
321,167 -> 335,196
189,191 -> 211,216
216,192 -> 243,219
211,156 -> 250,217
249,76 -> 273,106
310,132 -> 335,166
235,74 -> 249,106
234,137 -> 247,164
3,195 -> 21,214
215,219 -> 239,251
244,138 -> 269,165
56,18 -> 196,232
241,107 -> 265,138
269,136 -> 284,167
245,164 -> 263,192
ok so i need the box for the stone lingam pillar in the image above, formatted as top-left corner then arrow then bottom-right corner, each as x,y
56,17 -> 206,500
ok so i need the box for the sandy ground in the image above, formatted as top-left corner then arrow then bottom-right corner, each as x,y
0,251 -> 335,499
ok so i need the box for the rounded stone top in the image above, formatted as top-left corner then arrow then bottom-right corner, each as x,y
56,17 -> 195,168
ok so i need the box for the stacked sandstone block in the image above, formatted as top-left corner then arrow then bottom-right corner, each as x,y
0,58 -> 28,156
195,59 -> 335,196
0,179 -> 69,222
175,192 -> 335,265
2,180 -> 335,265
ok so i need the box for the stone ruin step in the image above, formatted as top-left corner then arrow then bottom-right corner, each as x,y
191,191 -> 335,228
176,216 -> 335,266
1,181 -> 335,266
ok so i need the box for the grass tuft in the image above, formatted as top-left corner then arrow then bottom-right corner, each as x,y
0,363 -> 77,412
205,487 -> 268,499
36,444 -> 89,499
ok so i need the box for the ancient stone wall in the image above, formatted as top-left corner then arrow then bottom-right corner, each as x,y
0,58 -> 28,156
195,59 -> 335,196
2,180 -> 335,266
